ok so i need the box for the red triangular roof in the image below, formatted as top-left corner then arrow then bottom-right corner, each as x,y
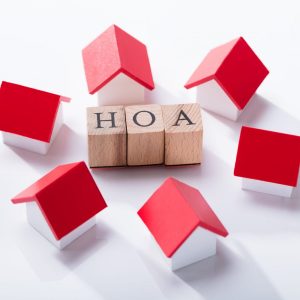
185,37 -> 269,110
0,81 -> 70,143
12,161 -> 107,240
234,126 -> 300,187
138,177 -> 228,258
82,24 -> 155,95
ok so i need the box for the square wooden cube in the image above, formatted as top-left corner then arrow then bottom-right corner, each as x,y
162,103 -> 203,165
125,104 -> 165,166
87,106 -> 127,167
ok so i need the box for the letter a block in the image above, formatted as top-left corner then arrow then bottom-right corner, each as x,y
162,103 -> 203,165
87,106 -> 127,167
125,105 -> 164,166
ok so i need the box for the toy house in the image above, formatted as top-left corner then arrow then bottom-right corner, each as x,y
138,177 -> 228,271
0,81 -> 70,154
234,126 -> 300,197
184,37 -> 269,121
11,161 -> 107,249
82,24 -> 154,106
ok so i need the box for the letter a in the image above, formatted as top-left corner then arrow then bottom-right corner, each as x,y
173,110 -> 195,126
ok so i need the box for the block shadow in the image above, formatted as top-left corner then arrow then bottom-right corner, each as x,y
90,147 -> 230,209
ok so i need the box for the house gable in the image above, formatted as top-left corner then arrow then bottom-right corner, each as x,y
82,24 -> 154,95
196,79 -> 241,120
97,72 -> 145,106
171,227 -> 216,271
26,201 -> 96,249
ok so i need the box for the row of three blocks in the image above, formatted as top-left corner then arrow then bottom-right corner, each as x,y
87,103 -> 203,167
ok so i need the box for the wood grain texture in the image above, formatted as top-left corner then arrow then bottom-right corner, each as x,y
87,106 -> 126,167
125,104 -> 164,166
162,103 -> 203,165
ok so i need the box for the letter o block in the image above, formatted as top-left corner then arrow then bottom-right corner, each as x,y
87,106 -> 126,167
125,105 -> 164,166
162,103 -> 203,165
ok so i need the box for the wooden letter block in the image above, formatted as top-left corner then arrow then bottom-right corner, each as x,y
162,103 -> 203,165
125,104 -> 164,166
87,106 -> 126,167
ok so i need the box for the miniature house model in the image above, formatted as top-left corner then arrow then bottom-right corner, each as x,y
185,37 -> 269,121
138,177 -> 228,271
11,161 -> 107,249
82,24 -> 154,106
0,81 -> 70,154
234,126 -> 300,197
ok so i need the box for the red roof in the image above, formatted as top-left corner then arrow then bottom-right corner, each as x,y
12,161 -> 107,240
138,177 -> 228,258
234,126 -> 300,187
0,81 -> 70,143
82,24 -> 155,94
185,37 -> 269,110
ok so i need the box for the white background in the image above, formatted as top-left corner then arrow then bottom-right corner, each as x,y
0,1 -> 300,299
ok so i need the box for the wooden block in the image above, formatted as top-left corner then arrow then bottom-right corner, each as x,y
125,104 -> 164,166
162,103 -> 203,165
87,106 -> 127,167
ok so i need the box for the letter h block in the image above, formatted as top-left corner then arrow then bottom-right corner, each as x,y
125,105 -> 165,166
87,106 -> 127,167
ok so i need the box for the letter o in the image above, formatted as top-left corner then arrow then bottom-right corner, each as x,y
132,110 -> 156,127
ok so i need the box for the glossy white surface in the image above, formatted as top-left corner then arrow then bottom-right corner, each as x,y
0,1 -> 300,299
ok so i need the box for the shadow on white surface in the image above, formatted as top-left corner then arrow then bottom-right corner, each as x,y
8,124 -> 87,172
292,182 -> 300,199
242,184 -> 300,209
90,146 -> 229,185
145,83 -> 192,105
236,165 -> 300,209
206,93 -> 300,205
65,228 -> 166,300
237,93 -> 271,127
54,221 -> 110,268
205,93 -> 300,139
91,162 -> 204,209
175,240 -> 282,300
17,221 -> 110,281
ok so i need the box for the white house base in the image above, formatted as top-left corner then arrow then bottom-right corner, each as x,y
97,73 -> 145,106
196,79 -> 241,121
2,104 -> 63,155
26,201 -> 96,249
169,227 -> 216,271
242,177 -> 294,198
